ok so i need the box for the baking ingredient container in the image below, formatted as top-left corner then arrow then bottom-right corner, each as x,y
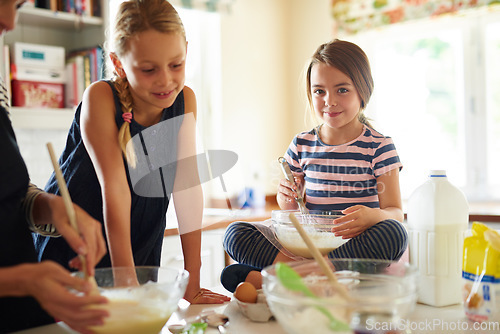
407,170 -> 468,306
236,291 -> 273,322
462,222 -> 500,323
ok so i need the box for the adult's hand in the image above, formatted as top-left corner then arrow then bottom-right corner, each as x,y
20,261 -> 109,334
36,194 -> 107,276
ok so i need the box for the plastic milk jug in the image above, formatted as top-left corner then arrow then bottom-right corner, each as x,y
407,170 -> 469,307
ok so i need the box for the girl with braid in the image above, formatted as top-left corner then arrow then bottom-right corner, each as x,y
34,0 -> 230,304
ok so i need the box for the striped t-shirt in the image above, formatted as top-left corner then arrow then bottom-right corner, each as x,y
284,125 -> 402,211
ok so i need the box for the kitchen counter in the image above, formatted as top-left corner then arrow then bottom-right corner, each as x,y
13,203 -> 500,333
13,286 -> 500,334
164,206 -> 276,237
176,300 -> 500,334
164,200 -> 500,238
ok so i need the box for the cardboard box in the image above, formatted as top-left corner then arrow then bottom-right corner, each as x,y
12,42 -> 65,70
11,80 -> 64,108
11,64 -> 65,84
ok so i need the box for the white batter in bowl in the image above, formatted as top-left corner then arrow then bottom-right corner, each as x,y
73,266 -> 189,334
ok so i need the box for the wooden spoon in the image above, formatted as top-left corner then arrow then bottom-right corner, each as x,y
47,143 -> 99,295
288,213 -> 350,301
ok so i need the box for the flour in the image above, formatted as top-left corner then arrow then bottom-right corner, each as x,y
270,304 -> 351,334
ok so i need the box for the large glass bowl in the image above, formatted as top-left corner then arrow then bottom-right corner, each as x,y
74,266 -> 189,334
272,210 -> 349,258
262,259 -> 418,334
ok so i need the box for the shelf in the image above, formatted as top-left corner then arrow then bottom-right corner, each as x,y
17,6 -> 103,30
10,107 -> 75,130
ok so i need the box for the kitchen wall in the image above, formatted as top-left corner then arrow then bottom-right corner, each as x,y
215,0 -> 333,199
16,128 -> 68,187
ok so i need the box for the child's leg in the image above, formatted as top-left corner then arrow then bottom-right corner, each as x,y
223,221 -> 280,268
221,221 -> 281,292
329,219 -> 408,261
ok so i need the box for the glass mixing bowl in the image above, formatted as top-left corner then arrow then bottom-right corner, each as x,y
262,258 -> 418,334
272,210 -> 349,258
73,266 -> 189,334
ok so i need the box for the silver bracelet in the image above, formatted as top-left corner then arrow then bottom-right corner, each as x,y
23,183 -> 61,237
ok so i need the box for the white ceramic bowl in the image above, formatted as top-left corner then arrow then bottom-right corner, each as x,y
74,266 -> 189,334
262,259 -> 418,334
272,210 -> 349,258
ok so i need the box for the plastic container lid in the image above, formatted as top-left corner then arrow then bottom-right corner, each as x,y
429,170 -> 446,177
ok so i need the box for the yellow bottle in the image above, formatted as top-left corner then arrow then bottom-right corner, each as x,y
462,222 -> 500,322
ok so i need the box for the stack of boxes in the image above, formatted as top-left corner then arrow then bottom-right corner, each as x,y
11,42 -> 66,108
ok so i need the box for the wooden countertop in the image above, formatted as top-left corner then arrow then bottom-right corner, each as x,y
164,199 -> 500,237
468,202 -> 500,223
164,205 -> 278,237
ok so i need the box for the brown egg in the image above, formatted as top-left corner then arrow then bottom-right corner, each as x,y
234,282 -> 258,303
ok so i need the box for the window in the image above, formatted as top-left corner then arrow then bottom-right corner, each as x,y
348,9 -> 500,203
484,19 -> 500,198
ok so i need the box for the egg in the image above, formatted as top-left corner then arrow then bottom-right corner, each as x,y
234,282 -> 258,303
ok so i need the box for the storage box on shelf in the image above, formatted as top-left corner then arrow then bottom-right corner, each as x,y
0,3 -> 105,130
10,42 -> 66,108
12,42 -> 65,69
11,80 -> 65,108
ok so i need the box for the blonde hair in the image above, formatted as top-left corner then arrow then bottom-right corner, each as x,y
109,0 -> 186,166
305,39 -> 374,128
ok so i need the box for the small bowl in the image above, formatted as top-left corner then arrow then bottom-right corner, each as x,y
262,258 -> 418,334
236,290 -> 273,322
272,210 -> 349,258
73,266 -> 189,334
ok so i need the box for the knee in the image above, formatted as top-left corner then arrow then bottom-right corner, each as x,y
330,220 -> 408,261
222,221 -> 255,255
378,219 -> 408,261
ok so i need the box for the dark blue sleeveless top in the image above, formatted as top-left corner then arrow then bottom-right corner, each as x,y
33,81 -> 185,269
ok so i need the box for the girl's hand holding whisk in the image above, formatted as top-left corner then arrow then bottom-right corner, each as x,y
277,175 -> 304,210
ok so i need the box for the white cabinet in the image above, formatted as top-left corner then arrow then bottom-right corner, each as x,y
161,229 -> 226,289
1,3 -> 107,129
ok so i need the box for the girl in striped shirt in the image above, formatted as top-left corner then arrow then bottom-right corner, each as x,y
221,39 -> 408,292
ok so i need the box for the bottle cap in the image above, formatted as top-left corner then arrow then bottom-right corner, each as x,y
429,170 -> 446,177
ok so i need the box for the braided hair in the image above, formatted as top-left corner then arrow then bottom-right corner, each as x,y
108,0 -> 186,166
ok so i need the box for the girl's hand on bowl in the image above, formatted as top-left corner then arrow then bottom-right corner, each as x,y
331,205 -> 379,238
